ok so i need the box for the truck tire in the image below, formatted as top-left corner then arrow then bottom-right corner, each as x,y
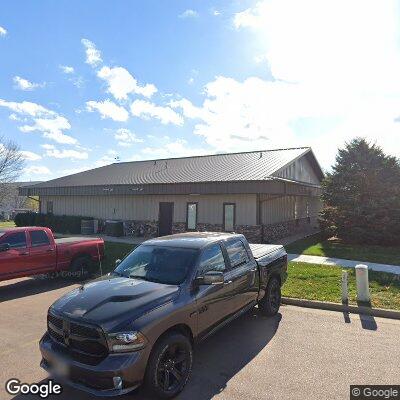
258,277 -> 281,316
144,332 -> 193,399
69,256 -> 92,280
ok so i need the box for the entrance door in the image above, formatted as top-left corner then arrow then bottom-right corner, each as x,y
158,202 -> 174,236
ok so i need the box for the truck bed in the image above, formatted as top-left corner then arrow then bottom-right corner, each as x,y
249,243 -> 287,267
55,237 -> 102,245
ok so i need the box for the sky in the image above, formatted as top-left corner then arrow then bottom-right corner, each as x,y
1,0 -> 400,182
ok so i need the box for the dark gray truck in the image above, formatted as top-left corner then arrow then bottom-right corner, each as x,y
40,232 -> 287,398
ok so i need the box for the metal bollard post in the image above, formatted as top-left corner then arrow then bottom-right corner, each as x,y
355,264 -> 370,303
341,270 -> 348,303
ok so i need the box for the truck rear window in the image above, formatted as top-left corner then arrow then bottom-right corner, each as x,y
113,245 -> 199,285
30,230 -> 50,247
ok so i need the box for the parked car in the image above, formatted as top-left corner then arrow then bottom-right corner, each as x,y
40,232 -> 287,398
0,226 -> 104,281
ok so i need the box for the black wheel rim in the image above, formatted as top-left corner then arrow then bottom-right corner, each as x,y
269,281 -> 281,312
156,343 -> 190,393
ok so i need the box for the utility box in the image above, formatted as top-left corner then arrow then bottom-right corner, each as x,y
105,220 -> 124,237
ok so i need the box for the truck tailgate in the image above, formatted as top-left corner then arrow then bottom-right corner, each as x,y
249,243 -> 287,267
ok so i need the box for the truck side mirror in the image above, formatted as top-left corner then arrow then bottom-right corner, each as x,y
195,271 -> 224,286
0,243 -> 10,252
115,259 -> 121,267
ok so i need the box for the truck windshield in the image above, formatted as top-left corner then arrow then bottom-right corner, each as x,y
113,245 -> 199,285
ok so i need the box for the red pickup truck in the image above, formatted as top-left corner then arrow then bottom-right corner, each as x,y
0,226 -> 104,282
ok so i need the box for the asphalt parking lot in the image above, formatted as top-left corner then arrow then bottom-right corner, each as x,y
1,276 -> 399,400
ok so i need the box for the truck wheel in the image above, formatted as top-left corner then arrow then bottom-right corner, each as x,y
145,332 -> 193,399
70,256 -> 91,280
259,277 -> 281,316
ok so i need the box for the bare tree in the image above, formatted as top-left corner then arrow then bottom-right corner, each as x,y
0,137 -> 24,207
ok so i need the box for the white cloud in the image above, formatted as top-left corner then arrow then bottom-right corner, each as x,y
0,99 -> 77,145
234,0 -> 400,91
169,98 -> 209,120
183,0 -> 400,167
13,76 -> 43,91
0,26 -> 6,36
41,144 -> 88,159
114,128 -> 143,147
254,54 -> 268,64
20,115 -> 77,144
60,166 -> 91,175
171,77 -> 288,151
20,151 -> 42,161
86,99 -> 129,122
95,149 -> 119,167
179,9 -> 199,18
9,113 -> 21,121
187,69 -> 199,85
140,139 -> 208,160
97,66 -> 157,100
0,99 -> 54,117
24,165 -> 51,175
60,65 -> 74,74
131,99 -> 183,125
70,76 -> 84,88
81,38 -> 102,67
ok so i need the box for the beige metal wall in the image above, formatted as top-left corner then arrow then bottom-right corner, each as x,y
41,194 -> 257,226
274,156 -> 320,184
260,194 -> 322,224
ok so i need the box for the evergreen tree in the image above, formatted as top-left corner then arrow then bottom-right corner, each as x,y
319,138 -> 400,245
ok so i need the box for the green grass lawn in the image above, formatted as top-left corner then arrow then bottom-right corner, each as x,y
100,242 -> 136,274
100,242 -> 400,310
0,221 -> 16,228
285,233 -> 400,265
282,262 -> 400,310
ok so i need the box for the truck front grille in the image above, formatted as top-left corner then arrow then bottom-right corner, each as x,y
47,312 -> 108,364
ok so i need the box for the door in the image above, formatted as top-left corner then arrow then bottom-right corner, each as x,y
0,231 -> 30,278
195,243 -> 237,337
158,202 -> 174,236
27,229 -> 56,272
224,237 -> 258,311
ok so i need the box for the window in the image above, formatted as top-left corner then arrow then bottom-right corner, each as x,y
225,238 -> 249,268
223,203 -> 235,232
114,245 -> 198,285
46,201 -> 53,214
0,232 -> 27,248
198,244 -> 227,275
186,202 -> 198,230
30,230 -> 50,247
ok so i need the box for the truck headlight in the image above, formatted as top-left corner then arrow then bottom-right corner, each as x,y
106,331 -> 147,353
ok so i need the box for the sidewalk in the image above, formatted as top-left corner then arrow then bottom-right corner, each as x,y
288,253 -> 400,275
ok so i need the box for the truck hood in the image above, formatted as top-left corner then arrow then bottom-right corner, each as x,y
50,275 -> 180,331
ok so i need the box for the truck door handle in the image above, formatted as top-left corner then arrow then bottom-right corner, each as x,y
224,280 -> 233,285
250,268 -> 257,272
47,248 -> 55,252
20,252 -> 29,256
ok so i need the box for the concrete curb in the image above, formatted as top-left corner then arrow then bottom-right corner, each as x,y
282,297 -> 400,320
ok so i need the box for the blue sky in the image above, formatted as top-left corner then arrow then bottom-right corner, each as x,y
1,0 -> 400,181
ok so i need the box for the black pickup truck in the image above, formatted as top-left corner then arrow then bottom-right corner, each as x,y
40,232 -> 287,398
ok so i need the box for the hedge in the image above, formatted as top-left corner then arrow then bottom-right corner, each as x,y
14,213 -> 93,234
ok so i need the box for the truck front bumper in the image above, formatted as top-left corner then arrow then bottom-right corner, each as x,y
39,333 -> 149,397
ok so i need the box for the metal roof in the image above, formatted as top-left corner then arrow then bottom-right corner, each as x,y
27,147 -> 321,189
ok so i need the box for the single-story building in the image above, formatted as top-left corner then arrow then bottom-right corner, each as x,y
19,147 -> 324,243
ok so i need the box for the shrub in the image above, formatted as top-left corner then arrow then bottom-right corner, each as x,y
14,213 -> 93,234
319,138 -> 400,245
